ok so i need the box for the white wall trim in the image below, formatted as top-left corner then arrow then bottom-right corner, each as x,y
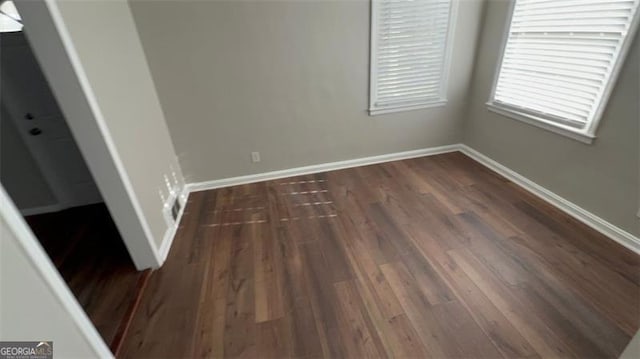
20,203 -> 67,217
0,185 -> 113,358
486,102 -> 596,145
186,144 -> 460,192
368,100 -> 447,116
173,144 -> 639,268
19,199 -> 105,217
459,144 -> 640,254
158,186 -> 190,264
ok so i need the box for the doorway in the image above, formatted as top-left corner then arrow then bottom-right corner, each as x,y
0,5 -> 101,214
0,0 -> 147,351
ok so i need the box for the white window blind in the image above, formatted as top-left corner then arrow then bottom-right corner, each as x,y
490,0 -> 640,135
369,0 -> 455,115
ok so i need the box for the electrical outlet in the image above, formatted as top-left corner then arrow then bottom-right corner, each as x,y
171,196 -> 182,221
161,170 -> 184,227
251,152 -> 261,163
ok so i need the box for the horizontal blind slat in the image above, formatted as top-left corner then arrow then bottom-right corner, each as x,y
496,78 -> 599,102
497,74 -> 600,99
499,68 -> 603,89
495,92 -> 589,123
376,95 -> 442,107
501,59 -> 610,75
502,52 -> 612,68
512,10 -> 632,22
495,83 -> 596,110
379,77 -> 444,88
516,0 -> 636,12
379,84 -> 442,96
500,63 -> 607,82
495,83 -> 595,111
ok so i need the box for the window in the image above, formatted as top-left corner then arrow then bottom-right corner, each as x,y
369,0 -> 456,115
0,1 -> 22,33
488,0 -> 640,143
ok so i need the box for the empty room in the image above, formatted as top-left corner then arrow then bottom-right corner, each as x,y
0,0 -> 639,358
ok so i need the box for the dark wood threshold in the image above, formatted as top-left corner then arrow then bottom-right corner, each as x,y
110,269 -> 153,357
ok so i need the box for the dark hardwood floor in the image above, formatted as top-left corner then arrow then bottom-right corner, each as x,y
120,152 -> 640,358
25,204 -> 145,349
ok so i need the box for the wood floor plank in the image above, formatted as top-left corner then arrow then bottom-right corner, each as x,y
400,249 -> 456,306
253,213 -> 285,323
506,222 -> 639,335
272,224 -> 309,307
256,318 -> 293,359
448,248 -> 579,358
367,202 -> 416,256
192,227 -> 232,358
120,153 -> 639,358
333,280 -> 387,358
515,197 -> 639,285
496,235 -> 632,356
435,251 -> 538,358
383,314 -> 431,358
456,212 -> 531,286
511,285 -> 609,358
330,177 -> 400,265
399,215 -> 541,358
430,300 -> 504,358
380,261 -> 454,358
299,240 -> 346,358
283,296 -> 324,358
272,224 -> 324,358
336,219 -> 431,358
337,216 -> 405,320
223,223 -> 256,358
393,160 -> 465,214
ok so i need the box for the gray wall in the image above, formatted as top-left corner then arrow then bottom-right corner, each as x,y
129,0 -> 485,183
621,330 -> 640,359
463,0 -> 639,236
0,106 -> 57,209
52,0 -> 186,250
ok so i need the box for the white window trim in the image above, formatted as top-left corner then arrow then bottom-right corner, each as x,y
486,0 -> 640,144
368,0 -> 458,116
486,102 -> 596,144
369,100 -> 448,116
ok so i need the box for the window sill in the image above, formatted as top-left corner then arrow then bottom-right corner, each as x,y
485,102 -> 596,145
369,100 -> 447,116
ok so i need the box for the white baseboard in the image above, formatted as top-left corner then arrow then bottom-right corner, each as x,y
19,198 -> 105,217
158,186 -> 190,265
459,144 -> 640,254
186,144 -> 460,192
165,143 -> 638,268
20,203 -> 67,216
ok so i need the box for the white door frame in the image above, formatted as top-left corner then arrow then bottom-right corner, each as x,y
14,0 -> 162,270
0,184 -> 113,358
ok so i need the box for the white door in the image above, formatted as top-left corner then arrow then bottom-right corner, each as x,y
0,32 -> 102,209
